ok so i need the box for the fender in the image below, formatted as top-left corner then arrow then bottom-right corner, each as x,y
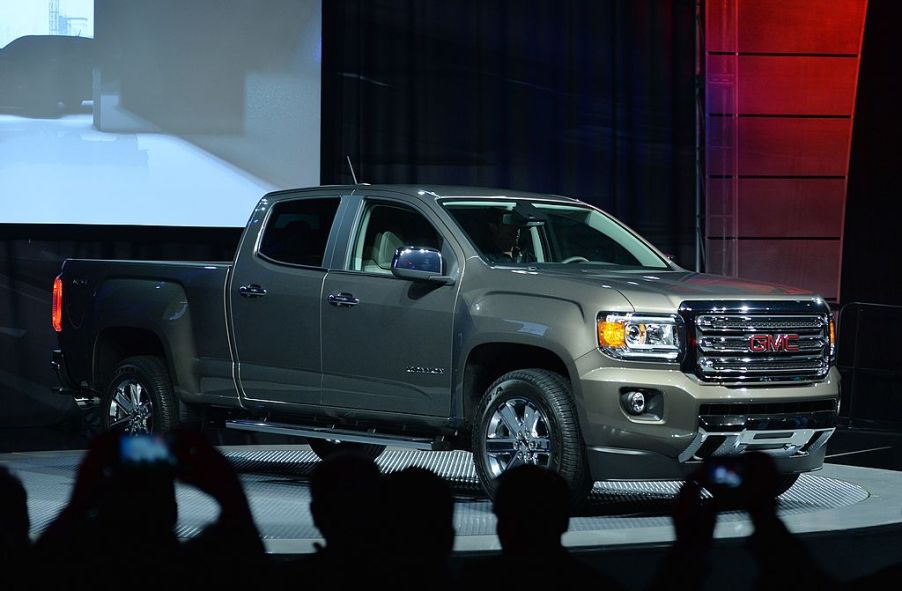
452,291 -> 588,420
93,278 -> 200,401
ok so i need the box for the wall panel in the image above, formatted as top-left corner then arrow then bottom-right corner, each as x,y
737,179 -> 846,237
704,0 -> 867,302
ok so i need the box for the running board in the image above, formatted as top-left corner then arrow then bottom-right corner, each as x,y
224,419 -> 441,451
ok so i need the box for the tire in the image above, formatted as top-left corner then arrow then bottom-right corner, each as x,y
101,356 -> 179,434
775,473 -> 800,497
307,438 -> 385,461
471,368 -> 592,506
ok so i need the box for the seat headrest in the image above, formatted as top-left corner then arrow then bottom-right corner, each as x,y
374,230 -> 404,269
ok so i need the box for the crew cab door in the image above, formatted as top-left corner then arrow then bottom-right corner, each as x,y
230,193 -> 345,406
321,195 -> 459,416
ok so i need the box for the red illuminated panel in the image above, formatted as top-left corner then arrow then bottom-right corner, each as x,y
706,0 -> 737,52
738,240 -> 841,300
737,179 -> 845,237
737,118 -> 852,177
738,0 -> 867,54
704,0 -> 867,302
738,57 -> 857,115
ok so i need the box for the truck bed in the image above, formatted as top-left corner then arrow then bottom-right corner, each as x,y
57,259 -> 236,403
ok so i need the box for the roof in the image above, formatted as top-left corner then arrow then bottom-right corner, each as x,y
265,184 -> 582,204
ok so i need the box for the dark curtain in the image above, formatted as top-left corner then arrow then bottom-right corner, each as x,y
842,0 -> 902,307
322,0 -> 697,264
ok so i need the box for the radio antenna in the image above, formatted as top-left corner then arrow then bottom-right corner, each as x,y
345,155 -> 359,185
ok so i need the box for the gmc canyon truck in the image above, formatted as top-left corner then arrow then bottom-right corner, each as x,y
52,185 -> 839,500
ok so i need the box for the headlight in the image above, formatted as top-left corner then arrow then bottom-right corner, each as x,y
597,313 -> 682,362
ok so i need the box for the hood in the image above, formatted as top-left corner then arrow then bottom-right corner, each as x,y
529,267 -> 820,314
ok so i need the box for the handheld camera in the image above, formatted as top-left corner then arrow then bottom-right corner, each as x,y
117,434 -> 177,470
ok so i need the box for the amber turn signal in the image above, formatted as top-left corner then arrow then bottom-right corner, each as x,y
597,320 -> 626,348
829,317 -> 836,354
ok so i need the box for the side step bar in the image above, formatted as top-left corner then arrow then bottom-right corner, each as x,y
225,419 -> 442,451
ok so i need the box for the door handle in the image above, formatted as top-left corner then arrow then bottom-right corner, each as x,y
239,284 -> 267,298
328,292 -> 360,307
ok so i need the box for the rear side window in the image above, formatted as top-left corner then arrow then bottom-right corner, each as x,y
258,198 -> 340,267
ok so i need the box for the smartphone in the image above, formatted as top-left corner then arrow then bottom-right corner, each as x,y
700,456 -> 744,498
118,434 -> 176,468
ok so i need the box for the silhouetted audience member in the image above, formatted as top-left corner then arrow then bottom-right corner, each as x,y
34,430 -> 266,589
0,466 -> 31,590
462,465 -> 624,590
377,467 -> 456,590
740,453 -> 837,591
650,452 -> 837,591
274,450 -> 383,589
646,477 -> 716,591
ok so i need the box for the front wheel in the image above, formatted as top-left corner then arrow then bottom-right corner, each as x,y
471,369 -> 592,505
101,356 -> 179,434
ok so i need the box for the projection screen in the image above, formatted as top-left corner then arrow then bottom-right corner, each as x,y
0,0 -> 322,227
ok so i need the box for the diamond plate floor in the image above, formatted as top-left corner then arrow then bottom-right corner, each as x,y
5,445 -> 900,554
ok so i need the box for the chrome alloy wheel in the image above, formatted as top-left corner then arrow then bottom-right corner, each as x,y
108,378 -> 154,434
484,397 -> 553,477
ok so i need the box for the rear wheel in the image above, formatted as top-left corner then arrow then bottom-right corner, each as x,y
471,368 -> 591,506
101,356 -> 178,434
307,438 -> 385,461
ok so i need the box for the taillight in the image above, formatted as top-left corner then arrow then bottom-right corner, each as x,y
52,276 -> 63,332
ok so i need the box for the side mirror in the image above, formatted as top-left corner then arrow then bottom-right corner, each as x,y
391,247 -> 455,285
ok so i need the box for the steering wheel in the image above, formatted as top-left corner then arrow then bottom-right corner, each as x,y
561,256 -> 589,264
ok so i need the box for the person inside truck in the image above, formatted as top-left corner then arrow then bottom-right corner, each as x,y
484,209 -> 533,264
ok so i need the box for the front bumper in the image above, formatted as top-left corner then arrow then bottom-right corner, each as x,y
585,442 -> 830,481
574,351 -> 840,480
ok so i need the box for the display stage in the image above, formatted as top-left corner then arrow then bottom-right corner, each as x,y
6,445 -> 900,555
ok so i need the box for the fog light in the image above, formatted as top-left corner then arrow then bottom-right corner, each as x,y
625,391 -> 646,415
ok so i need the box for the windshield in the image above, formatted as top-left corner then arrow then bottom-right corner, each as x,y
441,199 -> 669,269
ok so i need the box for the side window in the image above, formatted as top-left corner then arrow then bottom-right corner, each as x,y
258,198 -> 341,267
351,202 -> 443,274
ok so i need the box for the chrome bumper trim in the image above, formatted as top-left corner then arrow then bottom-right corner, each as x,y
678,426 -> 835,463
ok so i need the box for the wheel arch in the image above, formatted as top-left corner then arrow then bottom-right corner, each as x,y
93,327 -> 172,391
461,341 -> 574,430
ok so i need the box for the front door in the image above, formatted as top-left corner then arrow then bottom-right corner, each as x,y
321,198 -> 458,416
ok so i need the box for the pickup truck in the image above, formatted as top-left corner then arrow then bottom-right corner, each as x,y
52,185 -> 839,501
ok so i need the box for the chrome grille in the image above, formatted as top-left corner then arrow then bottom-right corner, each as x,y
693,313 -> 830,383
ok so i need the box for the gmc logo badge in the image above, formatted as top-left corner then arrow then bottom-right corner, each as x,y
748,334 -> 800,353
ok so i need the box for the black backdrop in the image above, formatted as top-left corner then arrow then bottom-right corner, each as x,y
841,0 -> 902,307
835,0 -> 902,429
322,0 -> 698,265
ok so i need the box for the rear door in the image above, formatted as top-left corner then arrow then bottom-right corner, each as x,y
320,195 -> 460,416
230,193 -> 347,407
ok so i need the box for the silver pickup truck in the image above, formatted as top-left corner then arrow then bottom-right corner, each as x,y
52,185 -> 839,501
